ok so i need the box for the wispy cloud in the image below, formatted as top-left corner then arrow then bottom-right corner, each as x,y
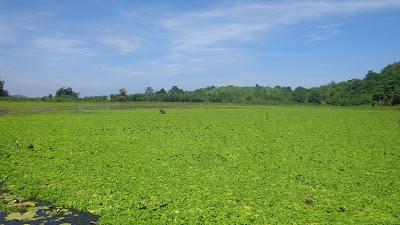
163,0 -> 400,50
2,0 -> 400,96
98,37 -> 139,55
32,37 -> 90,55
101,52 -> 210,78
305,23 -> 342,42
102,64 -> 184,77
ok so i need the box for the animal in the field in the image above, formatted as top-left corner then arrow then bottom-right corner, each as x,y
159,107 -> 166,114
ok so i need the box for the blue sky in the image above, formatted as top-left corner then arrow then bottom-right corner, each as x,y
0,0 -> 400,97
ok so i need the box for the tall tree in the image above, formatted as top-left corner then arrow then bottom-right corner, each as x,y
145,87 -> 154,95
0,78 -> 9,97
118,88 -> 127,97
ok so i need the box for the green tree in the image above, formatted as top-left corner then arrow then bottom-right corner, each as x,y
156,88 -> 166,94
55,87 -> 79,99
169,86 -> 184,94
118,88 -> 127,97
293,87 -> 309,103
145,87 -> 154,95
0,78 -> 9,97
110,88 -> 128,102
99,61 -> 400,105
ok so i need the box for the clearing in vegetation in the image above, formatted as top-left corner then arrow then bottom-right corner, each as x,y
0,101 -> 399,224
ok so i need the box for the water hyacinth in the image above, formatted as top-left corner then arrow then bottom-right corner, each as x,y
0,102 -> 399,224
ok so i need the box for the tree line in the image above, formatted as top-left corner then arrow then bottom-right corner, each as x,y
293,62 -> 400,106
1,61 -> 399,106
109,62 -> 400,106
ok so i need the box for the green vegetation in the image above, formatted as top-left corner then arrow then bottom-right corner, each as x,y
3,62 -> 399,106
1,62 -> 399,106
122,62 -> 400,106
1,101 -> 399,224
55,87 -> 79,100
0,78 -> 8,97
302,62 -> 400,106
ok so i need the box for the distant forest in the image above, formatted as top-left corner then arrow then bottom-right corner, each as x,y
1,62 -> 399,106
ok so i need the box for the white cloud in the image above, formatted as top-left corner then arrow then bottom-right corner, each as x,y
98,37 -> 139,55
32,37 -> 90,55
101,52 -> 211,78
101,63 -> 186,78
163,0 -> 400,49
305,23 -> 342,42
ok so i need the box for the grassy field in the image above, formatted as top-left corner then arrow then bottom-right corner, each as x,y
0,101 -> 399,224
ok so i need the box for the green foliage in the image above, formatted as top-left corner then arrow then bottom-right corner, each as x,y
0,102 -> 399,224
293,87 -> 309,103
0,78 -> 9,97
126,85 -> 296,104
168,86 -> 184,95
306,62 -> 400,106
82,96 -> 108,102
110,88 -> 129,102
3,62 -> 400,106
155,88 -> 166,94
112,95 -> 127,102
145,87 -> 154,95
55,87 -> 79,99
118,88 -> 127,97
112,62 -> 398,106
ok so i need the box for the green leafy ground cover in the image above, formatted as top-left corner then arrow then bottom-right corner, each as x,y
0,101 -> 226,113
0,102 -> 399,224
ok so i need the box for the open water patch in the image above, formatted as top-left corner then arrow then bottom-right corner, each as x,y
0,110 -> 9,116
0,188 -> 99,225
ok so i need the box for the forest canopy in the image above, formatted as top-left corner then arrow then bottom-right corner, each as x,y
109,62 -> 400,106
